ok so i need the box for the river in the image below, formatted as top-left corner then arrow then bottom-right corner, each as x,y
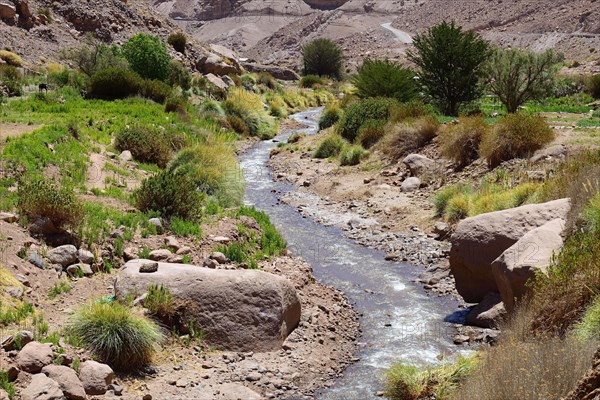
240,108 -> 459,399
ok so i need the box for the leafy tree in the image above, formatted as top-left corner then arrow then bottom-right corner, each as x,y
408,21 -> 490,116
352,58 -> 417,102
63,34 -> 128,77
122,33 -> 171,81
302,38 -> 344,80
483,48 -> 563,113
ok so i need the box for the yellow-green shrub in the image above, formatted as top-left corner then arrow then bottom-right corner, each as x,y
339,145 -> 365,166
379,116 -> 439,160
440,116 -> 490,168
313,134 -> 347,159
0,50 -> 23,67
224,87 -> 277,139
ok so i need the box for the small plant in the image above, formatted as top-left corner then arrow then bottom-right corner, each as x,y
479,113 -> 555,167
287,132 -> 305,144
0,50 -> 23,67
164,93 -> 187,114
167,60 -> 192,90
314,133 -> 347,159
336,97 -> 399,142
144,284 -> 175,321
356,119 -> 386,148
167,32 -> 187,54
352,58 -> 417,102
139,79 -> 172,103
170,216 -> 201,238
586,74 -> 600,99
318,101 -> 343,130
439,116 -> 490,168
223,87 -> 277,139
0,371 -> 16,399
69,301 -> 164,371
17,179 -> 83,231
182,254 -> 192,264
115,125 -> 186,168
574,295 -> 600,340
445,193 -> 471,223
299,74 -> 324,88
139,246 -> 151,259
48,280 -> 72,299
339,145 -> 365,166
434,184 -> 471,217
301,38 -> 344,79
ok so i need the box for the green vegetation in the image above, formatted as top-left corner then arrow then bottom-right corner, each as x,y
0,50 -> 23,67
336,97 -> 399,142
301,38 -> 344,80
586,74 -> 600,99
574,295 -> 600,340
70,301 -> 164,371
88,68 -> 143,100
122,33 -> 171,81
167,32 -> 187,54
379,116 -> 439,161
223,87 -> 278,139
480,113 -> 555,167
115,124 -> 186,168
483,48 -> 562,113
356,119 -> 386,149
352,58 -> 416,102
318,101 -> 343,130
144,284 -> 175,322
408,21 -> 490,116
48,281 -> 72,300
17,179 -> 83,230
439,116 -> 490,168
0,371 -> 16,399
385,355 -> 479,400
299,75 -> 325,88
64,37 -> 128,77
314,133 -> 347,159
339,145 -> 365,166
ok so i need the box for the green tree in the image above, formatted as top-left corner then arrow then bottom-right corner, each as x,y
483,48 -> 563,113
63,34 -> 128,77
408,21 -> 490,116
302,38 -> 344,80
352,58 -> 417,102
122,33 -> 170,81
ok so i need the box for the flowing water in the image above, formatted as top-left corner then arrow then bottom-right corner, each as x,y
240,108 -> 460,399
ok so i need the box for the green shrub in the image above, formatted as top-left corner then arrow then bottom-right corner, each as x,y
445,193 -> 471,223
379,116 -> 439,160
352,58 -> 417,102
64,38 -> 128,77
167,144 -> 244,208
144,284 -> 175,321
299,74 -> 324,88
199,99 -> 225,116
115,125 -> 186,168
164,93 -> 187,114
167,60 -> 192,90
586,74 -> 600,99
434,184 -> 471,217
574,295 -> 600,340
336,97 -> 399,142
440,116 -> 490,168
389,100 -> 434,122
139,79 -> 172,103
287,132 -> 305,144
223,87 -> 277,139
69,301 -> 164,371
480,113 -> 555,167
88,68 -> 142,99
122,33 -> 170,81
0,50 -> 23,67
318,102 -> 342,130
356,119 -> 386,148
18,179 -> 83,230
301,38 -> 344,80
167,32 -> 187,54
257,72 -> 279,90
237,206 -> 286,256
0,65 -> 21,81
339,145 -> 365,166
226,114 -> 250,135
313,134 -> 346,158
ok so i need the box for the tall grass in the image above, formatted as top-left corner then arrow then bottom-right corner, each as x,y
439,116 -> 490,168
70,301 -> 164,371
223,87 -> 277,139
314,134 -> 347,159
379,116 -> 439,161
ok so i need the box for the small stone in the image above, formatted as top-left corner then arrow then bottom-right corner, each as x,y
213,236 -> 230,243
143,395 -> 152,400
203,258 -> 218,269
246,371 -> 262,382
28,251 -> 46,269
149,249 -> 171,261
164,236 -> 180,251
119,150 -> 132,162
108,383 -> 123,395
77,249 -> 95,264
79,360 -> 114,395
148,218 -> 163,233
0,212 -> 17,223
176,246 -> 191,255
47,245 -> 78,266
123,247 -> 138,261
210,251 -> 228,264
139,261 -> 159,273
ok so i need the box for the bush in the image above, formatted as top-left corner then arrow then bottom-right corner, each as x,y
336,97 -> 399,142
434,184 -> 471,217
122,33 -> 171,81
226,114 -> 250,135
586,74 -> 600,99
167,32 -> 186,54
301,38 -> 344,80
379,116 -> 439,160
0,50 -> 23,67
445,193 -> 471,223
352,58 -> 417,102
318,102 -> 342,130
575,295 -> 600,340
199,99 -> 225,116
299,74 -> 324,88
389,100 -> 434,122
167,60 -> 192,90
18,179 -> 83,230
257,72 -> 279,90
356,119 -> 386,148
167,144 -> 244,208
115,125 -> 186,168
223,87 -> 277,139
139,79 -> 172,103
439,116 -> 490,168
408,21 -> 490,116
313,134 -> 346,158
287,132 -> 305,144
64,37 -> 128,77
164,93 -> 187,114
135,170 -> 203,220
0,65 -> 21,81
479,113 -> 555,167
69,301 -> 163,371
339,145 -> 365,166
88,68 -> 142,100
144,284 -> 175,322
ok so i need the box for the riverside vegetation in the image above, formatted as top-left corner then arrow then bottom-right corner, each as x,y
0,16 -> 599,400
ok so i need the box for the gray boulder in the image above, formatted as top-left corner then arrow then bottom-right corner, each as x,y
17,341 -> 53,373
47,245 -> 77,266
76,249 -> 94,264
449,198 -> 570,303
21,373 -> 64,400
42,364 -> 86,400
401,177 -> 421,192
465,292 -> 507,328
79,360 -> 114,395
241,62 -> 300,81
530,144 -> 567,163
118,260 -> 301,351
492,218 -> 565,312
402,154 -> 435,176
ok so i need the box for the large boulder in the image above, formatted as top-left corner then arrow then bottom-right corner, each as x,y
492,218 -> 565,312
0,2 -> 16,20
79,360 -> 114,395
465,292 -> 507,328
197,53 -> 241,76
46,245 -> 78,266
117,260 -> 301,351
21,373 -> 64,400
42,364 -> 86,400
449,198 -> 570,303
241,62 -> 300,81
16,341 -> 53,373
402,154 -> 435,176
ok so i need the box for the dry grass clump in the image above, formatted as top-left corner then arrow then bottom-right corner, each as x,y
479,113 -> 555,167
379,116 -> 439,161
0,50 -> 23,67
439,116 -> 490,168
223,87 -> 277,139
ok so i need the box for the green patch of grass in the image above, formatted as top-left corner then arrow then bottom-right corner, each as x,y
169,217 -> 202,238
525,93 -> 594,113
48,280 -> 72,300
0,371 -> 16,399
144,284 -> 174,321
139,246 -> 151,259
313,133 -> 347,159
0,301 -> 34,326
574,295 -> 600,340
339,145 -> 365,166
